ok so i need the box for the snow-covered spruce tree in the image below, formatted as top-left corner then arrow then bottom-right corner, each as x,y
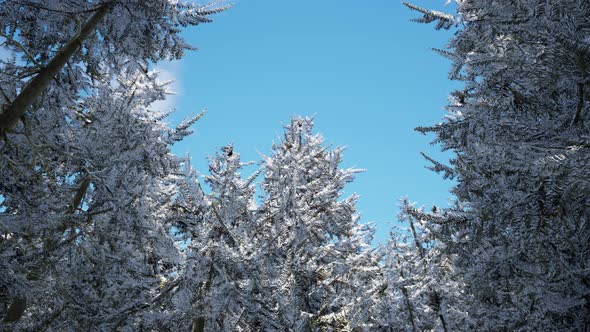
0,0 -> 225,325
256,117 -> 381,331
376,200 -> 471,332
0,69 -> 202,329
323,221 -> 383,330
375,230 -> 420,331
0,0 -> 227,136
160,146 -> 267,332
405,1 -> 590,329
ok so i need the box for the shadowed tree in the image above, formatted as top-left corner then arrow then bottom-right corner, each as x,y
404,0 -> 590,329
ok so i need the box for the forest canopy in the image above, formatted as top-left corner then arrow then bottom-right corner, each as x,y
1,0 -> 589,331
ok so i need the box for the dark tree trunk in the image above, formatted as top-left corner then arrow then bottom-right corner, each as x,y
0,3 -> 111,137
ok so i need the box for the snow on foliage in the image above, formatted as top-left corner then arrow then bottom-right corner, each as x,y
406,0 -> 590,330
1,0 -> 589,330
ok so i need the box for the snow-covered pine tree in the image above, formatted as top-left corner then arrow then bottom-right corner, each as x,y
320,221 -> 383,330
256,116 -> 380,331
376,200 -> 471,331
0,0 -> 225,326
375,230 -> 420,331
405,0 -> 590,329
0,68 -> 200,329
0,0 -> 227,136
162,146 -> 266,332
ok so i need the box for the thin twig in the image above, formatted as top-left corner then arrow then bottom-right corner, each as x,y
0,31 -> 42,68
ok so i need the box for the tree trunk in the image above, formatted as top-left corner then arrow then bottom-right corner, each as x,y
192,317 -> 206,332
192,249 -> 216,332
393,238 -> 418,332
0,3 -> 112,137
408,216 -> 448,332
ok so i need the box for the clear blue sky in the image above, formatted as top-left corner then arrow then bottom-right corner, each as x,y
163,0 -> 460,244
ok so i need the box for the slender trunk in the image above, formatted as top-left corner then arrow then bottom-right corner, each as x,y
571,82 -> 585,126
393,238 -> 418,332
6,175 -> 92,323
193,250 -> 216,332
192,317 -> 206,332
0,3 -> 112,137
408,216 -> 425,258
408,216 -> 449,332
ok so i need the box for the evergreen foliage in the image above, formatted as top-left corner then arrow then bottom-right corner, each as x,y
0,0 -> 225,328
405,0 -> 590,330
1,0 -> 588,330
254,117 -> 379,331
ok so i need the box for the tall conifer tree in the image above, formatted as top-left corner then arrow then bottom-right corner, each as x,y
405,1 -> 590,329
256,117 -> 379,331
